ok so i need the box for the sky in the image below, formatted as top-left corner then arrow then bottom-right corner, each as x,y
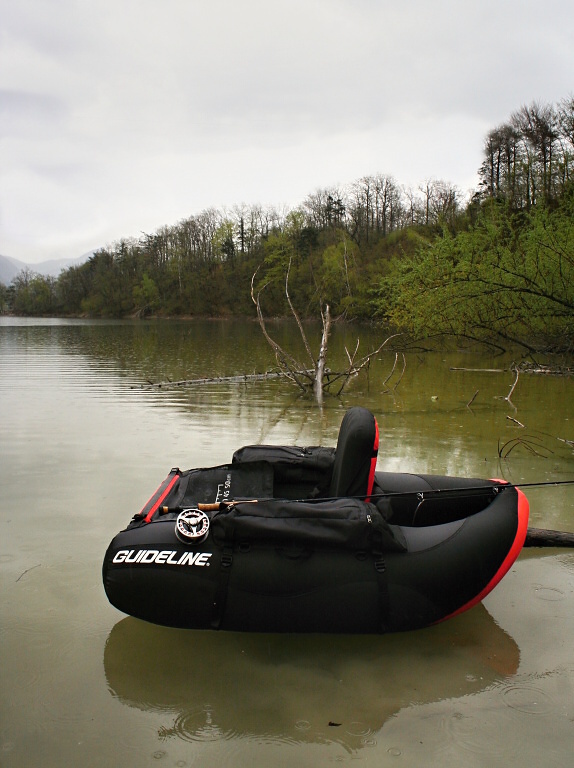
1,0 -> 573,265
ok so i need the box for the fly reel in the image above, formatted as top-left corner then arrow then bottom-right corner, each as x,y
175,508 -> 210,544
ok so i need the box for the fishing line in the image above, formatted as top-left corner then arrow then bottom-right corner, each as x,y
178,479 -> 574,513
367,478 -> 574,502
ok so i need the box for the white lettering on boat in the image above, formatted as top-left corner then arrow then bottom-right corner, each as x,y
112,549 -> 212,566
215,472 -> 233,503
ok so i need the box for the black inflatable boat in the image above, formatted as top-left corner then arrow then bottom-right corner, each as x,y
103,407 -> 529,633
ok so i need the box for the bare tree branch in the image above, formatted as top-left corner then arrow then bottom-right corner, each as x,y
314,303 -> 332,399
284,258 -> 315,367
251,268 -> 402,400
383,351 -> 407,391
250,270 -> 312,391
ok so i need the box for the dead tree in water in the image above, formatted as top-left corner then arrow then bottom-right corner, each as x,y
251,264 -> 401,401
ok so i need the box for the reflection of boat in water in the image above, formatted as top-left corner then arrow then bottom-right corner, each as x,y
104,608 -> 520,749
103,407 -> 529,633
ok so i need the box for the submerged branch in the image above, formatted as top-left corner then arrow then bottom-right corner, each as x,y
498,434 -> 554,459
382,351 -> 407,391
132,370 -> 315,389
466,389 -> 479,408
451,363 -> 572,376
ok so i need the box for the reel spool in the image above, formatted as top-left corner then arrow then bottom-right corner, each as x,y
175,508 -> 210,544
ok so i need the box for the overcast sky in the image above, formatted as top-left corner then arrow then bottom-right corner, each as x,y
1,0 -> 573,264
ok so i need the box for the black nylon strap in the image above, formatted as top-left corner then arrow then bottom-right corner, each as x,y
211,546 -> 233,629
373,548 -> 390,633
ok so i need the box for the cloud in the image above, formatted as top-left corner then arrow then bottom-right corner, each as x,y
1,0 -> 573,262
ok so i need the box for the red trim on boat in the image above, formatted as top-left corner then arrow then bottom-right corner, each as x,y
142,471 -> 181,523
435,481 -> 530,624
365,418 -> 379,502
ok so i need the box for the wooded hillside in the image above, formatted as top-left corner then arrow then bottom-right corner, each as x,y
2,97 -> 573,352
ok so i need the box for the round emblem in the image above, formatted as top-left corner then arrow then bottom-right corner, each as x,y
175,508 -> 210,544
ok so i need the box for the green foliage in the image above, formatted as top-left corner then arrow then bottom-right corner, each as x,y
212,219 -> 236,264
315,238 -> 360,312
0,282 -> 9,313
133,273 -> 160,315
9,270 -> 59,315
377,187 -> 574,349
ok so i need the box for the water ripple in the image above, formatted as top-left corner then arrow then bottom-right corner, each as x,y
158,708 -> 236,744
533,585 -> 566,601
556,554 -> 574,575
500,683 -> 555,715
438,709 -> 508,757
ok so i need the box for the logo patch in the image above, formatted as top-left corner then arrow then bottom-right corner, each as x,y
112,549 -> 212,566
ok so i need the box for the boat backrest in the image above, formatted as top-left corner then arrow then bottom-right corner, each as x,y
329,407 -> 379,500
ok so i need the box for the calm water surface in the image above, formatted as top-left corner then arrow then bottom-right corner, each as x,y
1,317 -> 573,767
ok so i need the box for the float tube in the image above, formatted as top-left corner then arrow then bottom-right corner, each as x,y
102,407 -> 529,633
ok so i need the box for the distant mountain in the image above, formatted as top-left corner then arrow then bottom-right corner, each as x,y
0,255 -> 26,285
0,251 -> 94,285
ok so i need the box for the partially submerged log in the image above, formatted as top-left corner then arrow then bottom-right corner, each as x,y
131,371 -> 308,390
450,363 -> 572,376
524,527 -> 574,548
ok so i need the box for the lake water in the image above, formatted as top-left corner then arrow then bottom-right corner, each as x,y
1,317 -> 573,767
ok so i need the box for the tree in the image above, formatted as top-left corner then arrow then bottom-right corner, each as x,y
303,186 -> 347,231
376,188 -> 574,351
479,99 -> 574,208
557,96 -> 574,187
212,219 -> 236,265
480,123 -> 521,203
133,273 -> 160,316
0,282 -> 9,313
252,263 -> 398,402
317,237 -> 360,314
511,102 -> 559,204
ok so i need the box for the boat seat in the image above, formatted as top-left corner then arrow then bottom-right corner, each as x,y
329,407 -> 379,500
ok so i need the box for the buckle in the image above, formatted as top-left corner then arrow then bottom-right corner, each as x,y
374,556 -> 386,573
